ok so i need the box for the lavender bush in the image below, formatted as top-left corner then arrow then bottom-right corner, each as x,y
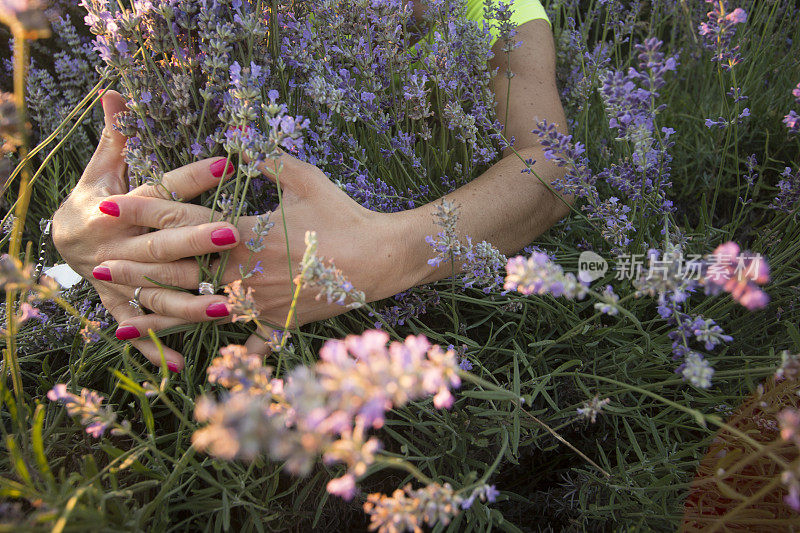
2,0 -> 800,530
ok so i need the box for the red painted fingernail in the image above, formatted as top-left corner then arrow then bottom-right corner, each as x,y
92,266 -> 112,281
211,228 -> 236,246
206,303 -> 230,318
210,158 -> 234,178
115,326 -> 140,340
167,362 -> 181,373
99,200 -> 120,217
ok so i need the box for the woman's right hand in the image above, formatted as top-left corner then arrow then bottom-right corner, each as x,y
51,90 -> 240,371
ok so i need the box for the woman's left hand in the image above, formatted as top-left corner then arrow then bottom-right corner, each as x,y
93,151 -> 411,358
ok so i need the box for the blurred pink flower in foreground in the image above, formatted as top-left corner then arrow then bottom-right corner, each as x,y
703,241 -> 769,310
0,0 -> 35,12
192,333 -> 462,500
0,0 -> 49,34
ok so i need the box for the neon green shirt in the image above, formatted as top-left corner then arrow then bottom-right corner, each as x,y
404,0 -> 550,69
463,0 -> 550,48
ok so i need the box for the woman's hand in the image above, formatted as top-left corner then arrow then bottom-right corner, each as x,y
91,148 -> 409,359
51,91 -> 241,371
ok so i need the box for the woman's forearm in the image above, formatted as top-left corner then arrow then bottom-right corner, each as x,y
386,145 -> 570,292
378,18 -> 572,294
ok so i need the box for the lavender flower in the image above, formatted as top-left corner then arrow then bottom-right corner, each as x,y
504,253 -> 587,300
425,200 -> 507,292
426,199 -> 461,268
783,469 -> 800,513
576,395 -> 611,423
245,212 -> 274,253
703,241 -> 770,310
79,319 -> 102,343
192,331 -> 462,500
785,110 -> 799,135
680,352 -> 714,389
223,280 -> 257,323
192,392 -> 282,461
698,1 -> 748,71
363,483 -> 464,533
689,317 -> 733,350
311,330 -> 461,421
593,285 -> 620,316
531,120 -> 639,250
297,231 -> 365,308
776,351 -> 800,382
632,245 -> 698,310
207,344 -> 273,394
779,408 -> 800,448
461,483 -> 500,509
598,38 -> 677,168
16,302 -> 40,326
370,288 -> 440,328
47,384 -> 120,438
769,167 -> 800,215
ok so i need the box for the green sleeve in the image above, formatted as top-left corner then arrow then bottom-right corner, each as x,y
463,0 -> 550,48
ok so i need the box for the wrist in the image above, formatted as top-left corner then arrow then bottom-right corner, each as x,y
376,207 -> 439,296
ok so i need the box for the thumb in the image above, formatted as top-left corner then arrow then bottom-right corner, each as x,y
245,323 -> 277,358
82,90 -> 129,192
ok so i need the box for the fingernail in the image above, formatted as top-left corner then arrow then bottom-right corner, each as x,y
115,326 -> 140,340
210,158 -> 235,178
100,95 -> 104,106
92,266 -> 112,281
167,362 -> 181,373
211,228 -> 236,246
99,200 -> 120,217
206,303 -> 230,318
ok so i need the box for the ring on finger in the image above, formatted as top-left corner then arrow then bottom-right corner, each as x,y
129,286 -> 147,314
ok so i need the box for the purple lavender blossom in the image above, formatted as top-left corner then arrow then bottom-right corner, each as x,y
785,110 -> 799,135
370,288 -> 440,328
425,200 -> 507,292
698,1 -> 748,71
770,167 -> 800,214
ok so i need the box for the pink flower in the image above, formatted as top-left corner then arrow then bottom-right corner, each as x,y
779,408 -> 800,447
17,302 -> 40,325
327,474 -> 357,500
364,483 -> 464,532
0,0 -> 49,34
207,344 -> 273,393
504,253 -> 586,299
703,241 -> 770,310
47,384 -> 118,438
793,82 -> 800,102
724,7 -> 747,24
0,0 -> 37,13
785,111 -> 799,133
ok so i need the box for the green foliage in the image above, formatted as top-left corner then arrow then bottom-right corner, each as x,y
2,0 -> 800,531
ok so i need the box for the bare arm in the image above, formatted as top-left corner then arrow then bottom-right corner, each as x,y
69,17 -> 575,362
387,19 -> 572,291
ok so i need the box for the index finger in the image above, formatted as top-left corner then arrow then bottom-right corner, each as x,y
129,157 -> 235,201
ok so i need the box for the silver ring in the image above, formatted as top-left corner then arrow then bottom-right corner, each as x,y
129,286 -> 143,312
